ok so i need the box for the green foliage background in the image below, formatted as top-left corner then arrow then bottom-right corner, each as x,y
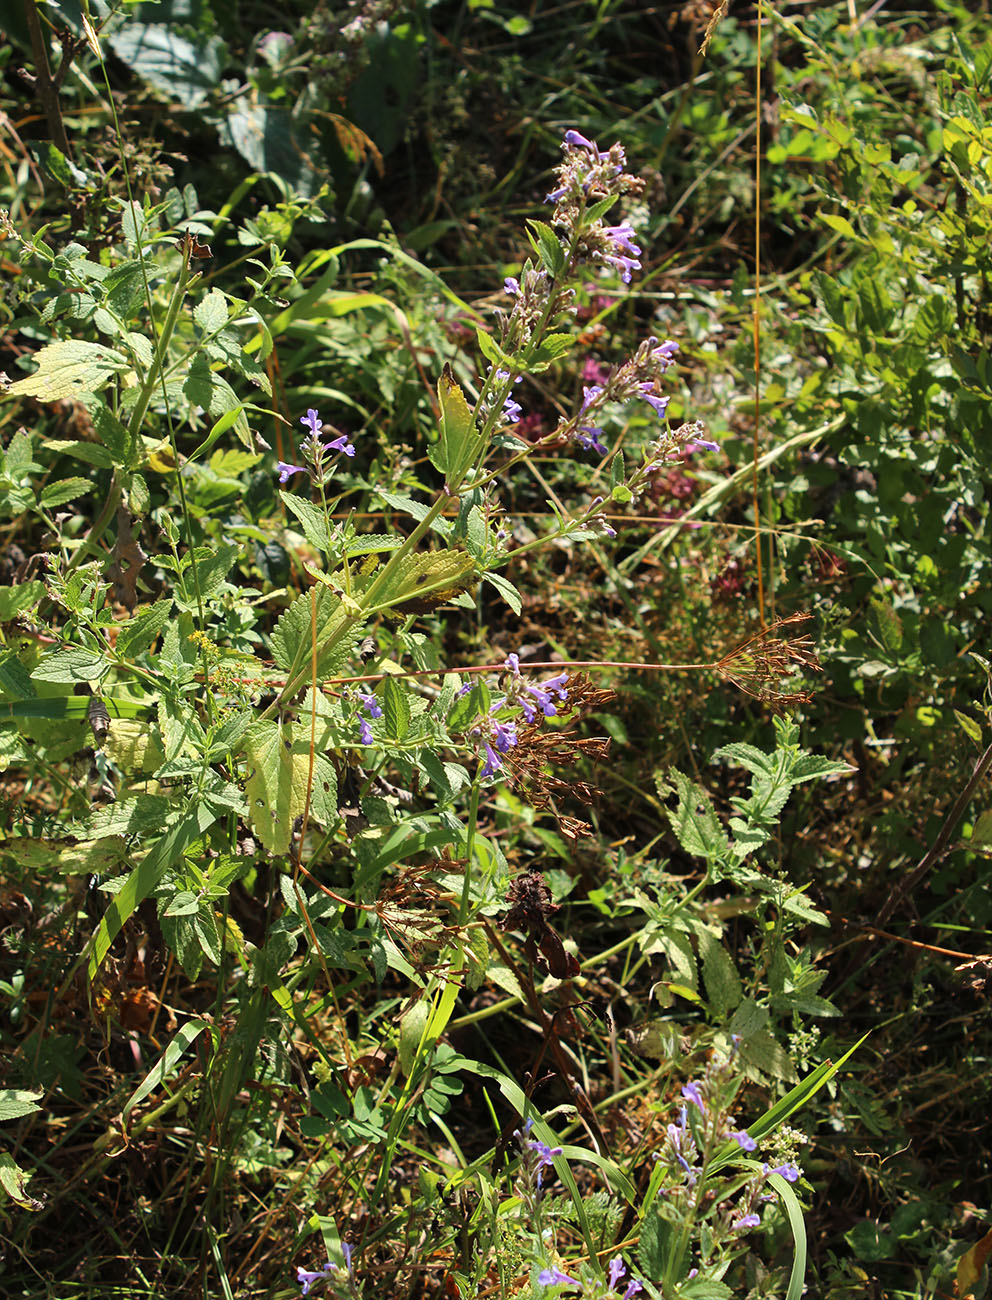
1,2 -> 991,1298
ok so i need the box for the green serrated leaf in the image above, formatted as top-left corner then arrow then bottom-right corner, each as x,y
269,586 -> 364,681
666,767 -> 730,865
115,599 -> 174,659
0,1089 -> 43,1122
527,219 -> 566,275
31,646 -> 110,684
281,490 -> 332,552
40,477 -> 92,508
194,289 -> 228,334
698,929 -> 743,1017
381,675 -> 410,741
372,549 -> 478,616
483,570 -> 521,615
8,341 -> 129,402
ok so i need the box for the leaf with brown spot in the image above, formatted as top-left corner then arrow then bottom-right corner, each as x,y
107,506 -> 146,612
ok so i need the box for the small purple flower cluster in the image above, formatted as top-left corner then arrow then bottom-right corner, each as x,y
296,1243 -> 353,1298
658,1051 -> 806,1269
545,131 -> 645,286
563,336 -> 688,458
277,408 -> 356,487
536,1253 -> 643,1297
354,689 -> 383,747
465,654 -> 569,780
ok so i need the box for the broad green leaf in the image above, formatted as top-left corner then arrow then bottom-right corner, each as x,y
398,999 -> 429,1075
0,581 -> 45,622
194,289 -> 228,333
665,767 -> 730,864
698,929 -> 742,1017
115,599 -> 174,659
527,219 -> 566,275
108,25 -> 227,108
242,720 -> 339,854
281,490 -> 332,553
483,570 -> 522,615
40,477 -> 92,508
370,549 -> 477,616
0,1089 -> 42,1122
269,586 -> 363,681
7,341 -> 129,402
31,647 -> 110,684
381,675 -> 410,741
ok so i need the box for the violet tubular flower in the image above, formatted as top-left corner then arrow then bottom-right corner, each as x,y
682,1080 -> 706,1113
765,1162 -> 801,1182
324,432 -> 356,457
734,1213 -> 761,1231
358,691 -> 383,720
576,424 -> 608,455
526,1135 -> 564,1186
300,408 -> 323,438
520,672 -> 568,723
297,1262 -> 336,1296
729,1128 -> 757,1151
358,717 -> 373,746
277,461 -> 309,484
538,1266 -> 582,1288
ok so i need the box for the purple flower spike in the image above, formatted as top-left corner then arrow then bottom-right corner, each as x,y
651,339 -> 680,366
682,1081 -> 706,1113
604,251 -> 641,284
538,1266 -> 582,1288
687,438 -> 720,453
359,718 -> 373,746
492,719 -> 519,753
608,1257 -> 626,1288
504,276 -> 520,295
734,1213 -> 761,1230
480,742 -> 503,778
505,652 -> 521,676
300,408 -> 323,437
545,185 -> 569,203
503,395 -> 523,423
729,1129 -> 757,1151
277,461 -> 309,484
581,384 -> 604,411
622,1282 -> 643,1299
342,1243 -> 354,1276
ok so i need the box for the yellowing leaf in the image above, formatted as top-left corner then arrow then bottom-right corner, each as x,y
243,720 -> 338,854
7,341 -> 128,402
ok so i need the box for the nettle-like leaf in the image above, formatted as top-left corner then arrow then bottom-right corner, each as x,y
370,549 -> 478,617
269,586 -> 365,681
7,341 -> 129,402
242,719 -> 338,854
